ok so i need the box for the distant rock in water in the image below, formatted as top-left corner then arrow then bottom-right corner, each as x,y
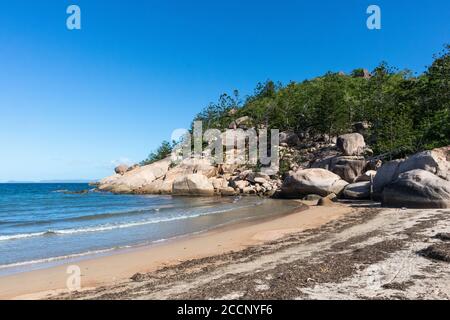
63,190 -> 89,195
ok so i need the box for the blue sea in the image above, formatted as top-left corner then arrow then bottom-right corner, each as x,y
0,183 -> 299,276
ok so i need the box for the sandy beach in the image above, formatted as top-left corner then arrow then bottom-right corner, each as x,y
1,201 -> 449,300
0,201 -> 347,299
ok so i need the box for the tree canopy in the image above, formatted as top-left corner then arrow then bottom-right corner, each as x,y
143,44 -> 450,164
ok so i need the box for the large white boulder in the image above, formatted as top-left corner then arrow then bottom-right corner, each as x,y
99,158 -> 171,193
280,168 -> 348,198
382,169 -> 450,208
336,133 -> 366,156
398,149 -> 449,180
136,158 -> 217,195
139,178 -> 173,194
165,158 -> 217,181
98,174 -> 121,186
373,147 -> 449,197
172,174 -> 215,196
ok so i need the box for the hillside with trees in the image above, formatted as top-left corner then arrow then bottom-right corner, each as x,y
141,45 -> 449,166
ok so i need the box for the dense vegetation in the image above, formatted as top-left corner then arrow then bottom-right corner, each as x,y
141,140 -> 173,166
144,45 -> 449,164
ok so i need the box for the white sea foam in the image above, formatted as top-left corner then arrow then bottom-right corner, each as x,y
0,203 -> 259,242
0,247 -> 120,269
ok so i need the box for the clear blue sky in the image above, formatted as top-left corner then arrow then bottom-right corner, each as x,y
0,0 -> 448,181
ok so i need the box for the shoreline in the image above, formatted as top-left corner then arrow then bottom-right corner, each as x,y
0,198 -> 304,276
0,201 -> 352,300
52,206 -> 450,300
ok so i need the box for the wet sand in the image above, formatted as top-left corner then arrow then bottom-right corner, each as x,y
0,201 -> 350,299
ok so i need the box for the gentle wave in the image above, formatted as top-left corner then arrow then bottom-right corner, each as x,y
1,200 -> 234,227
0,203 -> 260,242
0,247 -> 121,270
3,206 -> 166,227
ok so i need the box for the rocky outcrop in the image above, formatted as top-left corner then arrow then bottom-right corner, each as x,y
373,147 -> 449,197
98,124 -> 449,207
127,164 -> 140,172
136,158 -> 217,195
280,168 -> 348,198
336,133 -> 366,156
139,178 -> 173,194
279,131 -> 300,147
99,174 -> 121,186
99,158 -> 171,193
245,172 -> 271,184
352,121 -> 370,135
209,177 -> 229,191
228,116 -> 252,130
311,156 -> 366,183
372,159 -> 402,197
115,164 -> 129,175
343,181 -> 371,199
166,158 -> 217,179
382,170 -> 450,208
398,149 -> 449,180
172,174 -> 215,196
330,156 -> 366,183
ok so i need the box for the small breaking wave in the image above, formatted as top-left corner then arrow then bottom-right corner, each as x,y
0,203 -> 260,242
0,247 -> 120,270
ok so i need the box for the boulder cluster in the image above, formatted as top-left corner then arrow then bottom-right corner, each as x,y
277,131 -> 450,209
99,157 -> 281,197
98,120 -> 450,209
278,132 -> 373,200
374,147 -> 450,208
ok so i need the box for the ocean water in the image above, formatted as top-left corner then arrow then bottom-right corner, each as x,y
0,183 -> 300,275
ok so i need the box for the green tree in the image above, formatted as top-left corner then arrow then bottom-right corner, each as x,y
141,140 -> 173,165
310,73 -> 350,138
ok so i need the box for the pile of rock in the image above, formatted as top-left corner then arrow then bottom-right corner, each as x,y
307,132 -> 376,200
280,168 -> 348,199
99,125 -> 450,209
277,130 -> 450,208
225,170 -> 282,197
99,157 -> 281,197
374,147 -> 450,208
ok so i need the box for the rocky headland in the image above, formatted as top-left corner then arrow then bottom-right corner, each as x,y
97,120 -> 450,209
